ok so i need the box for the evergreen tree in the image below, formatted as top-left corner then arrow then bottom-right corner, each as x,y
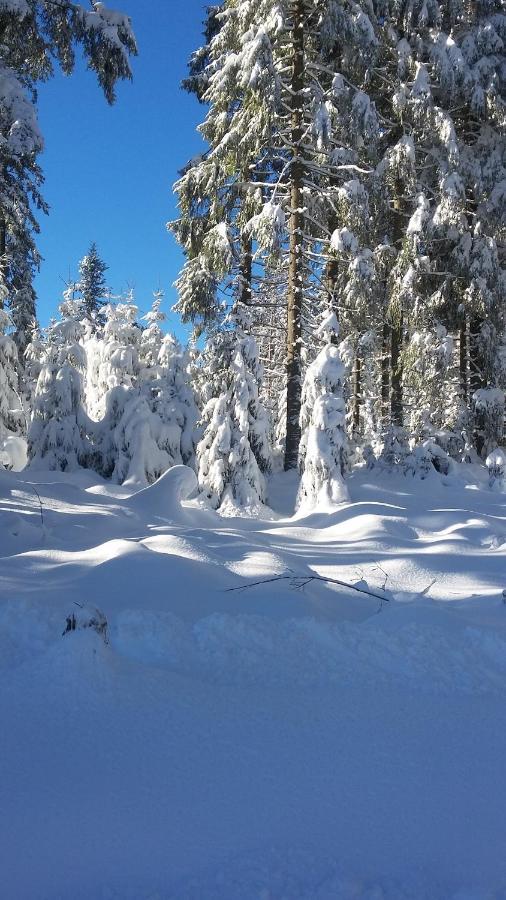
28,299 -> 90,471
297,310 -> 349,512
77,243 -> 108,323
196,303 -> 270,512
0,307 -> 22,441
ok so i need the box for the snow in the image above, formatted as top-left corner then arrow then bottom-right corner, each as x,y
1,464 -> 506,898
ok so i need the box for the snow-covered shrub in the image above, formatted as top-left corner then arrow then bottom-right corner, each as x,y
376,426 -> 411,472
421,440 -> 453,476
63,606 -> 108,644
472,388 -> 505,458
297,314 -> 349,512
486,447 -> 505,490
0,434 -> 27,471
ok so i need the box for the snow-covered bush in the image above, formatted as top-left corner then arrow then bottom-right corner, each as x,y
376,426 -> 411,473
472,388 -> 505,458
486,448 -> 505,490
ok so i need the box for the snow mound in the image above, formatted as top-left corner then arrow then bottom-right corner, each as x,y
127,463 -> 199,521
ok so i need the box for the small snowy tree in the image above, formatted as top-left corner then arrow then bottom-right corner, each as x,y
28,301 -> 90,471
197,304 -> 270,513
100,333 -> 200,486
86,297 -> 141,420
297,313 -> 349,512
76,243 -> 108,323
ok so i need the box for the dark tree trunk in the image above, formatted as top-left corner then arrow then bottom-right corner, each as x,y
469,314 -> 486,456
389,187 -> 405,428
240,232 -> 252,307
390,312 -> 403,427
353,355 -> 361,433
459,315 -> 468,404
284,0 -> 304,471
381,321 -> 390,427
469,314 -> 485,395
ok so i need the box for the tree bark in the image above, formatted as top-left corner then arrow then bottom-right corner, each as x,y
469,313 -> 486,456
240,232 -> 252,307
284,0 -> 304,471
0,216 -> 5,310
381,320 -> 390,427
459,315 -> 468,404
469,314 -> 485,395
390,312 -> 403,427
353,355 -> 361,433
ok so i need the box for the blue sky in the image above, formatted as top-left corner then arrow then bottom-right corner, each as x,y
34,0 -> 209,339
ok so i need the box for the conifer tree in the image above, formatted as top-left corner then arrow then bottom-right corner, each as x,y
297,310 -> 348,512
196,303 -> 270,512
0,307 -> 22,441
28,299 -> 90,471
77,243 -> 108,324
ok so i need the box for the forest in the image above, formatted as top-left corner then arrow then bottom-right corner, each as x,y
0,3 -> 505,899
0,0 -> 504,507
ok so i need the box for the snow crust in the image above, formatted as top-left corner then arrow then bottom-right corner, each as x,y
1,465 -> 506,898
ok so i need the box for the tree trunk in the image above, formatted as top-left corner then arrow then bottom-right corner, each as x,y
469,314 -> 486,456
459,315 -> 468,404
469,314 -> 485,395
0,216 -> 6,310
381,321 -> 390,427
240,232 -> 252,307
284,0 -> 304,471
353,355 -> 361,433
390,312 -> 403,427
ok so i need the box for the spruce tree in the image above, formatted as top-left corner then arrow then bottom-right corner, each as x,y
77,243 -> 108,324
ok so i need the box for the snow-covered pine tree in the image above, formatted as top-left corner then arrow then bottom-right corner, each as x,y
109,325 -> 200,486
297,310 -> 349,512
28,299 -> 91,471
0,307 -> 22,443
196,303 -> 270,513
86,295 -> 141,421
76,243 -> 109,325
138,291 -> 165,376
10,260 -> 37,367
153,333 -> 200,471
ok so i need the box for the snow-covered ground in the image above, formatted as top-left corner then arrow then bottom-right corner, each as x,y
1,464 -> 506,899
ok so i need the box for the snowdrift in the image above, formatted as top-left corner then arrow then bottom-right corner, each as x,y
1,464 -> 505,899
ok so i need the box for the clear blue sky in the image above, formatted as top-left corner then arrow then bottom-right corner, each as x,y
34,0 -> 209,339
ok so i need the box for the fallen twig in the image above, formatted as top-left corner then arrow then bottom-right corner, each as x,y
31,486 -> 44,529
226,573 -> 390,604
